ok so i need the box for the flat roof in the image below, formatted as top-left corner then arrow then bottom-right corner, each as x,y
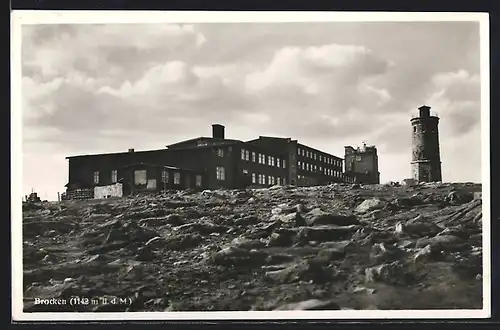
297,143 -> 343,160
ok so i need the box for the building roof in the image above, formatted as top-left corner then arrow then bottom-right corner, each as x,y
246,135 -> 342,159
297,142 -> 343,160
166,136 -> 243,148
65,148 -> 168,160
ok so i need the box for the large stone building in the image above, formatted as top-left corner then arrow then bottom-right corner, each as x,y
410,105 -> 442,182
344,143 -> 380,184
64,124 -> 358,199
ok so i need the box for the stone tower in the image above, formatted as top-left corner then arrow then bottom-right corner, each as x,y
410,105 -> 442,182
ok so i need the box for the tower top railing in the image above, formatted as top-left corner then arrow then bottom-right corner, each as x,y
411,111 -> 439,119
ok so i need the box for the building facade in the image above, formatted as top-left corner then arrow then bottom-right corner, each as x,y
410,105 -> 442,182
64,124 -> 357,198
344,143 -> 380,184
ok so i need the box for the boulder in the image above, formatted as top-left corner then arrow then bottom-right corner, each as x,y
304,208 -> 358,226
230,237 -> 266,250
355,198 -> 385,213
413,244 -> 444,263
415,234 -> 464,250
264,260 -> 334,284
445,191 -> 474,205
369,243 -> 405,264
211,246 -> 268,267
294,225 -> 359,244
401,178 -> 417,186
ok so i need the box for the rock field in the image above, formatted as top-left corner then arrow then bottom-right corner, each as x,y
22,182 -> 483,312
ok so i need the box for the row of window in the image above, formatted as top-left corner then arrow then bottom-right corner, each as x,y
251,173 -> 287,186
298,174 -> 355,183
297,147 -> 342,167
240,149 -> 287,168
297,161 -> 343,176
94,170 -> 114,184
93,169 -> 202,187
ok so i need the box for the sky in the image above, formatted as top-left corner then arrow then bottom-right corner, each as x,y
20,20 -> 483,201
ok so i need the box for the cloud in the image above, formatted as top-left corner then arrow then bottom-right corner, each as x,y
428,69 -> 481,135
22,24 -> 206,81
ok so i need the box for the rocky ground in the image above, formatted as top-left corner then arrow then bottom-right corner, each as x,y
22,182 -> 483,312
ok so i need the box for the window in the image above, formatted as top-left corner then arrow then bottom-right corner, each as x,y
245,150 -> 250,161
161,170 -> 169,183
134,170 -> 147,185
298,160 -> 301,167
283,160 -> 286,168
252,173 -> 256,184
268,155 -> 272,165
93,171 -> 100,184
277,177 -> 281,185
216,166 -> 225,181
283,177 -> 286,185
319,155 -> 322,161
270,156 -> 275,167
111,170 -> 117,183
306,163 -> 310,171
174,172 -> 181,185
297,148 -> 301,154
252,152 -> 256,162
302,162 -> 305,170
147,179 -> 157,190
258,154 -> 263,164
320,166 -> 323,172
196,175 -> 202,187
268,175 -> 272,185
241,149 -> 245,160
276,159 -> 281,168
259,174 -> 265,185
413,126 -> 417,133
314,153 -> 317,160
217,148 -> 224,157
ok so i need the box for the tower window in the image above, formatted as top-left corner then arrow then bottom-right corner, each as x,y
413,126 -> 416,133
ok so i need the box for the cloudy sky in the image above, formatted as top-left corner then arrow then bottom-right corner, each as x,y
20,20 -> 483,200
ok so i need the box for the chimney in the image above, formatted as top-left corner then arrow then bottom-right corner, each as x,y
212,124 -> 225,139
418,105 -> 431,117
128,148 -> 135,153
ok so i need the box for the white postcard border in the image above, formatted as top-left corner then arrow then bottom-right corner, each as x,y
11,10 -> 491,321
